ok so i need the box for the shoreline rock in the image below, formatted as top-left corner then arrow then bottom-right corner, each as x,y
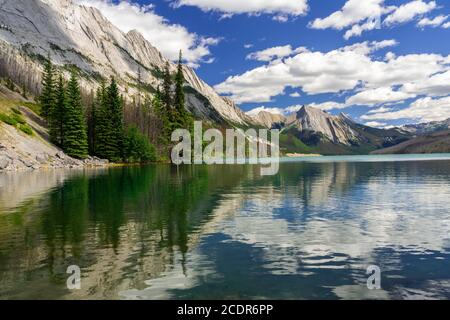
0,150 -> 109,172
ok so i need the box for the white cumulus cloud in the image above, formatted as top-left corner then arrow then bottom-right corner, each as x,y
172,0 -> 309,19
215,40 -> 445,104
310,0 -> 438,39
365,121 -> 388,127
361,96 -> 450,122
417,15 -> 448,27
384,0 -> 437,26
246,45 -> 306,62
346,87 -> 416,106
310,0 -> 387,31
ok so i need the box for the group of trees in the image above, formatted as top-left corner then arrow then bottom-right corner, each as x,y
154,52 -> 193,144
38,51 -> 193,163
41,59 -> 88,159
40,58 -> 156,162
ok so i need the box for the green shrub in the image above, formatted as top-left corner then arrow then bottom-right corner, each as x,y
123,126 -> 156,163
22,102 -> 41,115
11,112 -> 26,125
18,124 -> 33,135
0,110 -> 33,135
0,112 -> 18,126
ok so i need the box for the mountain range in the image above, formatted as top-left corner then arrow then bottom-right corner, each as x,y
247,106 -> 413,155
0,0 -> 252,126
0,0 -> 449,158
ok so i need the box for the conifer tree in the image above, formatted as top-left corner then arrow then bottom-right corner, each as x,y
88,86 -> 102,155
174,50 -> 185,127
174,50 -> 192,129
94,82 -> 112,160
40,56 -> 55,120
93,78 -> 124,161
153,86 -> 170,143
162,62 -> 176,128
49,74 -> 67,147
63,70 -> 88,159
107,77 -> 125,161
152,86 -> 163,115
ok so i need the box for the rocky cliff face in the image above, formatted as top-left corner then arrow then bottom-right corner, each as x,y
0,0 -> 250,126
249,105 -> 412,154
288,106 -> 361,146
249,111 -> 286,129
401,118 -> 450,135
247,105 -> 371,146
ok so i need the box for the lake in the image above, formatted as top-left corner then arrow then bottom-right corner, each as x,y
1,154 -> 450,300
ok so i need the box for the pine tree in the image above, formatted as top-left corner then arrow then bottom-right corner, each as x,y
94,82 -> 112,159
162,62 -> 175,128
174,50 -> 185,128
63,70 -> 88,159
107,77 -> 125,161
95,78 -> 124,161
40,56 -> 55,120
174,50 -> 192,129
49,74 -> 67,147
152,86 -> 170,143
88,86 -> 102,155
153,86 -> 163,117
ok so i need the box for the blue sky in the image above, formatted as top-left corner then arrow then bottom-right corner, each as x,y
82,0 -> 450,127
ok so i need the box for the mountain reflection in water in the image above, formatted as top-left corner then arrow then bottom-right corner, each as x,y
1,156 -> 450,300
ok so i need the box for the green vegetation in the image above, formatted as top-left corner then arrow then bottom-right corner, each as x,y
63,70 -> 89,159
157,52 -> 193,144
3,52 -> 197,164
123,126 -> 156,162
94,78 -> 124,162
91,77 -> 157,163
40,57 -> 56,120
21,101 -> 41,115
49,75 -> 67,147
18,123 -> 33,135
0,112 -> 18,126
0,108 -> 34,136
174,51 -> 193,130
41,62 -> 88,159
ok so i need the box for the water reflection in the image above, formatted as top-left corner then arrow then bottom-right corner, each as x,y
1,158 -> 450,300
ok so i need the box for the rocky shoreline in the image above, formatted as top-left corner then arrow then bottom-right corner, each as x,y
0,145 -> 109,171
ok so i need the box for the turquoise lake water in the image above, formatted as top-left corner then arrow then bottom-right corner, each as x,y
1,154 -> 450,299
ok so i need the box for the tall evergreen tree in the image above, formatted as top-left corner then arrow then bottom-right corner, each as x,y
63,70 -> 88,159
152,86 -> 163,117
40,56 -> 55,120
88,85 -> 102,155
174,50 -> 192,129
49,74 -> 67,147
161,62 -> 175,127
95,78 -> 124,161
94,82 -> 112,160
107,77 -> 125,161
152,86 -> 170,144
